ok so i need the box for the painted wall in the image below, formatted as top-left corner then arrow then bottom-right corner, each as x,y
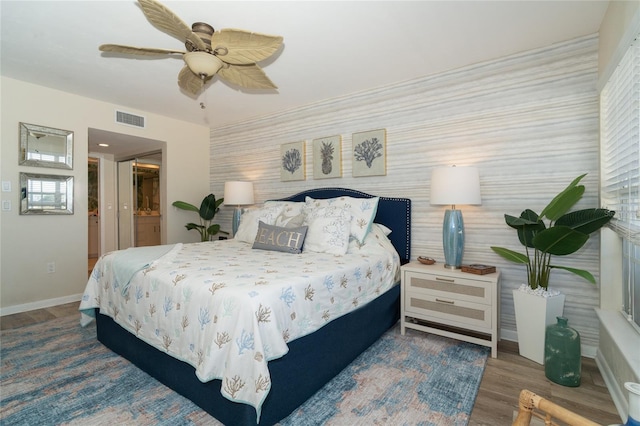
210,35 -> 603,353
598,0 -> 640,86
0,77 -> 210,312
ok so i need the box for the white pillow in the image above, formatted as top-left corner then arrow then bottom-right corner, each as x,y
305,196 -> 379,244
376,223 -> 392,236
303,205 -> 352,255
263,200 -> 305,227
347,223 -> 396,254
234,205 -> 283,243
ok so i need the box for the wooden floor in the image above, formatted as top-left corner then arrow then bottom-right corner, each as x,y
0,303 -> 622,425
470,340 -> 621,425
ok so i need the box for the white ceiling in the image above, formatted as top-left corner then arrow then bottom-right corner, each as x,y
1,0 -> 610,156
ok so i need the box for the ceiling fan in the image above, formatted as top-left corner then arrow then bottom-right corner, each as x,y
99,0 -> 283,95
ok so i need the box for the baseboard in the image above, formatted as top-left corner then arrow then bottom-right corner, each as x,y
596,350 -> 627,422
581,344 -> 597,359
0,294 -> 82,316
500,329 -> 597,358
501,329 -> 518,343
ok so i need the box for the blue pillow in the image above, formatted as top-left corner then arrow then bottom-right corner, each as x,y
252,221 -> 308,254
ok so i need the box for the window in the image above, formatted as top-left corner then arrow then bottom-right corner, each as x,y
601,35 -> 640,331
622,243 -> 640,329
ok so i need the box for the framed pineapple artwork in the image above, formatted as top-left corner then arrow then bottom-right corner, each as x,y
312,135 -> 342,179
352,129 -> 386,177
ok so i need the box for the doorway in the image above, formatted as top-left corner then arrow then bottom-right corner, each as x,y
88,157 -> 100,275
117,155 -> 162,249
87,128 -> 166,258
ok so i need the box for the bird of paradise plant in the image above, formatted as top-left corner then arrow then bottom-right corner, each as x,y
491,174 -> 615,290
172,193 -> 226,241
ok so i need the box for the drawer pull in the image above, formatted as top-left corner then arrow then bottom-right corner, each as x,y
435,298 -> 455,305
435,277 -> 455,283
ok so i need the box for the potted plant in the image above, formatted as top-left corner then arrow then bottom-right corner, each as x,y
491,174 -> 614,363
172,194 -> 227,242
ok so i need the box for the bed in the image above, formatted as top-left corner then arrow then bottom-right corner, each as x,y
81,188 -> 411,425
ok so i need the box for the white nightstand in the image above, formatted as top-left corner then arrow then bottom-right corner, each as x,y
400,262 -> 500,358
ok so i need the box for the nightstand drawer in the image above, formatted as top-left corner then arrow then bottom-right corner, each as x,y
405,293 -> 492,329
404,271 -> 491,305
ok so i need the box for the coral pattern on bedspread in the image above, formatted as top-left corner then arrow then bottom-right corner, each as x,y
79,238 -> 400,420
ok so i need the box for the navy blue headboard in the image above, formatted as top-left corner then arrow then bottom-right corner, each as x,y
274,188 -> 411,264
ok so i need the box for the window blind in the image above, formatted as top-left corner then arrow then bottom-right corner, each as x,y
601,36 -> 640,245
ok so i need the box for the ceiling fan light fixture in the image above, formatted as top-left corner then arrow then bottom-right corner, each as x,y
99,0 -> 283,93
184,52 -> 223,78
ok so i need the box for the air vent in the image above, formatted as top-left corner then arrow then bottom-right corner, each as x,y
115,110 -> 146,128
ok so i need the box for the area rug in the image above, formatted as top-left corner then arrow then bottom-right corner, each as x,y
0,316 -> 488,425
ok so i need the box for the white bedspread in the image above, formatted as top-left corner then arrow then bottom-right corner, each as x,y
80,236 -> 399,419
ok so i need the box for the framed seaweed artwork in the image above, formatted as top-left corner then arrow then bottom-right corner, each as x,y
312,135 -> 341,179
352,129 -> 386,177
280,141 -> 305,181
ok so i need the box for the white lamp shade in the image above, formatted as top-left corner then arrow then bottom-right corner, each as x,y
224,181 -> 254,206
430,166 -> 481,206
184,52 -> 224,77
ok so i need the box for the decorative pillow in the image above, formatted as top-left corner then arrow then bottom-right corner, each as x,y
234,205 -> 283,243
303,205 -> 352,255
376,223 -> 392,236
252,221 -> 308,254
347,223 -> 395,253
263,201 -> 306,228
305,196 -> 379,244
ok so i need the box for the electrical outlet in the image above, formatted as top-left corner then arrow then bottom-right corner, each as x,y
47,262 -> 55,273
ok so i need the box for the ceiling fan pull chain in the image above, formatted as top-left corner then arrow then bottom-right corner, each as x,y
199,74 -> 210,112
199,76 -> 207,110
199,82 -> 211,125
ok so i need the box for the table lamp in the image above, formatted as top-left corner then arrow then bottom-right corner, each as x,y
430,166 -> 481,269
223,181 -> 254,236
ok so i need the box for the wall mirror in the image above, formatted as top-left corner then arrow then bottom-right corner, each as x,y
20,172 -> 74,215
19,122 -> 73,169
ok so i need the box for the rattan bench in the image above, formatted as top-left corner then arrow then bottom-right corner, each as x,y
512,389 -> 601,426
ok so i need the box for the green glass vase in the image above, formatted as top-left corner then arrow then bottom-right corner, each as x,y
544,316 -> 581,387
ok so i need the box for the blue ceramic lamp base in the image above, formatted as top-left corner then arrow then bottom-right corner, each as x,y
442,209 -> 464,269
232,208 -> 242,237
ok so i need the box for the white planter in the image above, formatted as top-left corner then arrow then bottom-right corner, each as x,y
513,288 -> 566,364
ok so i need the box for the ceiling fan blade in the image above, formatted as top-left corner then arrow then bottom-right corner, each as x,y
218,63 -> 277,89
211,29 -> 283,65
99,44 -> 185,56
178,65 -> 205,95
137,0 -> 207,51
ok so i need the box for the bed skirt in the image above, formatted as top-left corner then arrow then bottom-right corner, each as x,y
96,283 -> 400,425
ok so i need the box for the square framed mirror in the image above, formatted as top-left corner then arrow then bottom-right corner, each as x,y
19,122 -> 73,169
20,172 -> 74,215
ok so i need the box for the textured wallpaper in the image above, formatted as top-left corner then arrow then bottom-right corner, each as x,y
210,35 -> 602,353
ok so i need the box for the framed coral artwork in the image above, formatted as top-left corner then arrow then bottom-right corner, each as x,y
312,135 -> 341,179
280,141 -> 305,181
352,129 -> 386,177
